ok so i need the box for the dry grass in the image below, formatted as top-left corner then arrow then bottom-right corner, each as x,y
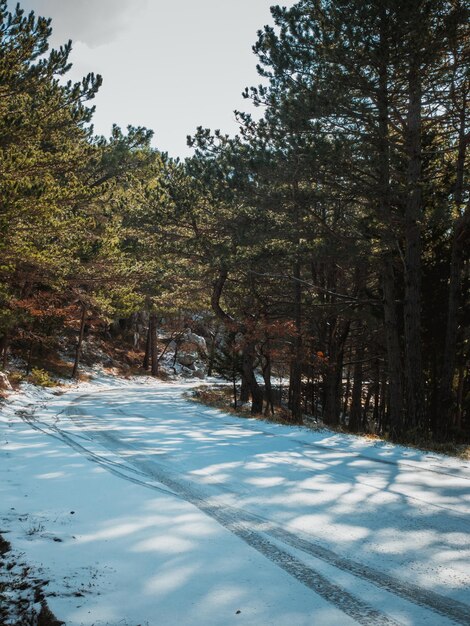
188,386 -> 302,426
190,387 -> 470,460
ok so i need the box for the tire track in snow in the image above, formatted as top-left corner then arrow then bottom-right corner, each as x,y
60,403 -> 470,626
185,404 -> 470,481
68,392 -> 470,521
88,433 -> 403,626
98,429 -> 470,626
25,392 -> 470,625
71,388 -> 470,480
20,405 -> 401,626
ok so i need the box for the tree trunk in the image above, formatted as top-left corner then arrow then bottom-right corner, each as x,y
288,262 -> 303,422
150,313 -> 158,377
382,260 -> 404,438
207,325 -> 220,377
377,9 -> 404,440
0,334 -> 8,370
323,320 -> 349,426
403,24 -> 426,434
143,321 -> 151,370
342,352 -> 352,420
72,304 -> 86,379
349,345 -> 364,432
262,346 -> 275,416
26,340 -> 34,375
438,99 -> 468,435
241,342 -> 263,414
372,360 -> 381,429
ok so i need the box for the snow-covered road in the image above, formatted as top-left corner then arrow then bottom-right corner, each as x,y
1,380 -> 470,625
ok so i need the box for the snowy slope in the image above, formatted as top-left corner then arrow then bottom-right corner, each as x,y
1,378 -> 469,625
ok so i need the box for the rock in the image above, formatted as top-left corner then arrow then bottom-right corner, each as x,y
183,330 -> 207,354
0,371 -> 12,391
180,366 -> 194,377
177,353 -> 197,367
193,367 -> 206,379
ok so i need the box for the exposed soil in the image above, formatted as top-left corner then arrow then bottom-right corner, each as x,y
0,532 -> 64,626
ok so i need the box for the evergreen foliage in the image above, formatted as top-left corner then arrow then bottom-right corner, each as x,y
0,0 -> 468,443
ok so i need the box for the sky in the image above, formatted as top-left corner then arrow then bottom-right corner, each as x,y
16,0 -> 293,158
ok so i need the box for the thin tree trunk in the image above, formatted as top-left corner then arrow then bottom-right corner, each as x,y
143,321 -> 151,370
26,340 -> 34,375
207,325 -> 219,377
373,360 -> 381,429
323,320 -> 349,426
349,344 -> 364,432
232,372 -> 238,409
150,313 -> 158,377
262,346 -> 275,416
289,262 -> 303,422
382,261 -> 404,438
362,387 -> 373,432
0,334 -> 8,370
72,304 -> 86,379
241,342 -> 263,414
343,344 -> 353,418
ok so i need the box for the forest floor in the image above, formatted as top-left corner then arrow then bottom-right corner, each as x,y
189,385 -> 470,461
1,376 -> 470,625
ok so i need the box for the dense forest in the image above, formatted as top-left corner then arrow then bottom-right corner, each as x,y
0,0 -> 468,444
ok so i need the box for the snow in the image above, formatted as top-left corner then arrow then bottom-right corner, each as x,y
1,377 -> 470,625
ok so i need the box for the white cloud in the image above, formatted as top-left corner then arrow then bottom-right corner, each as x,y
11,0 -> 296,156
20,0 -> 149,48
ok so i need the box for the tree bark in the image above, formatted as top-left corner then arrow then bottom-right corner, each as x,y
382,260 -> 404,438
0,334 -> 8,370
288,262 -> 303,422
323,320 -> 350,426
403,18 -> 426,434
207,324 -> 220,377
349,343 -> 364,432
438,99 -> 468,435
143,321 -> 151,371
72,304 -> 86,379
376,10 -> 404,439
241,342 -> 263,414
261,344 -> 275,416
150,313 -> 158,377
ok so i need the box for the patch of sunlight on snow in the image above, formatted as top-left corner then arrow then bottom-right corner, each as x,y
245,476 -> 286,487
192,461 -> 242,475
5,442 -> 48,451
199,584 -> 245,608
290,514 -> 331,531
36,471 -> 66,479
374,529 -> 432,554
244,461 -> 271,470
77,520 -> 153,543
198,473 -> 231,484
437,549 -> 470,562
176,521 -> 216,538
144,565 -> 197,596
132,534 -> 195,554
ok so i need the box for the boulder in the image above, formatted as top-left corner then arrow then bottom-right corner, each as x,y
193,367 -> 206,379
183,330 -> 207,354
177,353 -> 197,367
180,366 -> 194,378
0,371 -> 12,391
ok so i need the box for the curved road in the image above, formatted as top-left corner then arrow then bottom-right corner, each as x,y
23,382 -> 470,625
